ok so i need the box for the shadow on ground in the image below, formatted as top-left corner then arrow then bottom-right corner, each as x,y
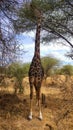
0,92 -> 73,130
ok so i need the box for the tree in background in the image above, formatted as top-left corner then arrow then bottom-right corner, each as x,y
23,63 -> 30,77
61,65 -> 73,76
6,62 -> 30,93
41,56 -> 60,78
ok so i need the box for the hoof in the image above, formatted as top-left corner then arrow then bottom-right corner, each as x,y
38,115 -> 43,120
28,115 -> 32,120
38,112 -> 43,120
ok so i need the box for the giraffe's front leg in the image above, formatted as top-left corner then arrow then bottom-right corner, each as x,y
28,85 -> 33,120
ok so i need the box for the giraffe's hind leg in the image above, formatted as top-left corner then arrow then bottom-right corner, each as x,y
35,82 -> 43,120
28,83 -> 33,120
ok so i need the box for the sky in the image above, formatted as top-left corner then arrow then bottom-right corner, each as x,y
17,30 -> 73,65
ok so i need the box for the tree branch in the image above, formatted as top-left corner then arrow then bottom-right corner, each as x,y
43,26 -> 73,48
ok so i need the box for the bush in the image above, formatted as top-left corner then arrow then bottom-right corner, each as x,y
6,62 -> 30,93
60,65 -> 73,76
41,56 -> 60,78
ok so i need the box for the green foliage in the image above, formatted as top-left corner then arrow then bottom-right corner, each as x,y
14,68 -> 24,93
6,62 -> 30,77
41,56 -> 60,77
6,63 -> 20,77
19,0 -> 54,18
60,65 -> 73,76
6,62 -> 30,93
22,63 -> 30,77
15,0 -> 56,32
13,0 -> 73,60
53,68 -> 62,75
30,0 -> 55,12
0,66 -> 6,75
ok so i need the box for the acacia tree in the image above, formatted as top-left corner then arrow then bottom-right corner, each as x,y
1,0 -> 73,63
0,0 -> 71,67
14,0 -> 73,60
61,65 -> 73,76
41,56 -> 60,78
6,62 -> 30,93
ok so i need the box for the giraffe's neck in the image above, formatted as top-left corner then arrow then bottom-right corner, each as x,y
34,18 -> 41,57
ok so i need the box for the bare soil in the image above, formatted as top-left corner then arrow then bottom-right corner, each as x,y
0,82 -> 73,130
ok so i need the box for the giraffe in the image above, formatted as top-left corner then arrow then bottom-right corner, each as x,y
28,9 -> 44,120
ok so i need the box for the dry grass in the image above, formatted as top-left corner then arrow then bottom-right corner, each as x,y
0,76 -> 73,130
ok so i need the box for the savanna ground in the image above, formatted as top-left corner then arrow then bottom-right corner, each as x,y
0,76 -> 73,130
